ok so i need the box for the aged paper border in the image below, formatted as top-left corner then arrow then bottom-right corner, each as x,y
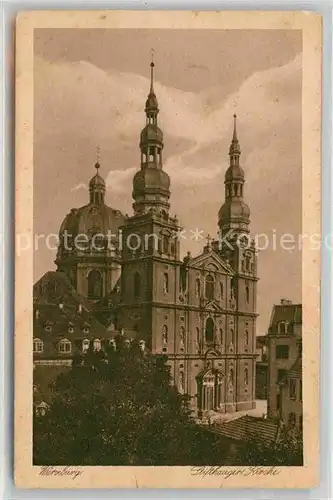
15,10 -> 322,489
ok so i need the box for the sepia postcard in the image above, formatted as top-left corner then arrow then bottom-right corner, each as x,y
15,10 -> 321,489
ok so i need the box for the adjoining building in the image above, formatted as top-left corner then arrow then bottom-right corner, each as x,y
33,61 -> 259,418
266,299 -> 302,420
255,335 -> 268,399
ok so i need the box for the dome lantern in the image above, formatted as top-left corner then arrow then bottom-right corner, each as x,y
89,148 -> 106,205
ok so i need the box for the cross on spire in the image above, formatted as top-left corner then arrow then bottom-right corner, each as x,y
95,145 -> 100,169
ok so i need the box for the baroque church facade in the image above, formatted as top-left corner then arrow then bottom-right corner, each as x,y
33,61 -> 258,417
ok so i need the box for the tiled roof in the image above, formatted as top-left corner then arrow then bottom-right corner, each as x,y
33,271 -> 109,340
211,416 -> 279,444
34,271 -> 92,310
270,304 -> 302,327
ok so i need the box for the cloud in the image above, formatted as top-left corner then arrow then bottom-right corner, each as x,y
34,53 -> 302,333
105,167 -> 136,193
71,182 -> 88,192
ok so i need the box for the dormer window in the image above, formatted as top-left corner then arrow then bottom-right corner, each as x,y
83,326 -> 90,334
278,321 -> 287,335
68,323 -> 74,334
82,339 -> 90,352
33,338 -> 44,353
59,338 -> 72,353
93,339 -> 101,351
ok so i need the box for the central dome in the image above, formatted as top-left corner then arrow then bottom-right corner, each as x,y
59,204 -> 125,241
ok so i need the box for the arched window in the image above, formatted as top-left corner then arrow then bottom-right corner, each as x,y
59,338 -> 72,353
229,368 -> 234,388
196,327 -> 200,347
33,338 -> 43,353
162,325 -> 168,346
245,285 -> 250,304
230,277 -> 236,299
134,272 -> 141,298
205,317 -> 214,343
205,275 -> 214,300
220,282 -> 224,299
245,329 -> 249,345
163,235 -> 169,254
179,371 -> 184,392
88,270 -> 103,299
201,370 -> 217,411
163,273 -> 169,294
245,255 -> 251,271
244,368 -> 249,385
219,328 -> 224,345
230,328 -> 235,345
179,326 -> 185,346
195,279 -> 201,298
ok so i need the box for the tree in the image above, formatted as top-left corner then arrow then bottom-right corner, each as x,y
235,426 -> 303,466
33,337 -> 227,466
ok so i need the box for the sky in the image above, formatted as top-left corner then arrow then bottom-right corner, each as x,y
34,28 -> 302,333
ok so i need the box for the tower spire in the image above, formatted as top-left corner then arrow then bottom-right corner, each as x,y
229,113 -> 241,158
150,48 -> 155,95
233,114 -> 237,141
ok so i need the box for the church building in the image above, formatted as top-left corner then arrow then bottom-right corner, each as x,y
33,60 -> 258,418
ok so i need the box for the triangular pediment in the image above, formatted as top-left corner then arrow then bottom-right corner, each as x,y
204,299 -> 223,312
189,250 -> 234,275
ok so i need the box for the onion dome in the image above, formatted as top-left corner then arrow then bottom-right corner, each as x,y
218,199 -> 250,221
89,162 -> 106,190
140,124 -> 163,146
133,168 -> 170,194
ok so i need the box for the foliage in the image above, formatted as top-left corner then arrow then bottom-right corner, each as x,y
33,337 -> 227,466
235,425 -> 303,466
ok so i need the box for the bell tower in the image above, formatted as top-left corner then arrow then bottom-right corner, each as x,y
215,116 -> 258,412
119,57 -> 182,351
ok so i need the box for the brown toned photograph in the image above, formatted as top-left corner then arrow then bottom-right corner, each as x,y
15,11 -> 321,489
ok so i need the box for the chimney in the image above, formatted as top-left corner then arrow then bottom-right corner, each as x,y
280,298 -> 292,305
